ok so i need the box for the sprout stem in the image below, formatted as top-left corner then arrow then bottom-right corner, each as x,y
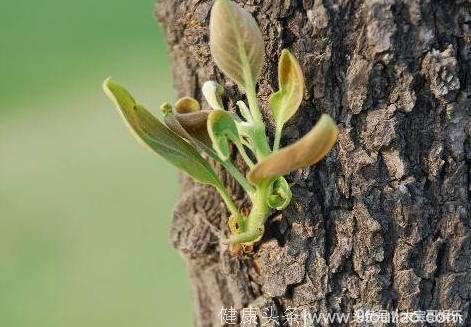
236,144 -> 255,168
215,184 -> 240,219
273,125 -> 282,151
220,160 -> 255,197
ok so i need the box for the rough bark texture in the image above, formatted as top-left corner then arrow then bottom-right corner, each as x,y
156,1 -> 470,326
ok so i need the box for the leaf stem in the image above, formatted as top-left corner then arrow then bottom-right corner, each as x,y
237,42 -> 271,161
244,76 -> 271,160
249,181 -> 271,227
245,78 -> 264,125
235,144 -> 255,168
273,125 -> 282,151
195,141 -> 255,196
215,184 -> 240,219
226,179 -> 271,244
220,160 -> 255,196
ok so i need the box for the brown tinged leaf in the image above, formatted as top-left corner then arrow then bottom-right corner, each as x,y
175,111 -> 212,145
270,49 -> 305,129
162,108 -> 193,141
164,97 -> 212,146
164,108 -> 225,164
163,104 -> 256,195
209,0 -> 265,88
175,96 -> 200,113
247,114 -> 339,184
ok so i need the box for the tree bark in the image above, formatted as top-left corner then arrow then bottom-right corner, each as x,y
156,1 -> 470,326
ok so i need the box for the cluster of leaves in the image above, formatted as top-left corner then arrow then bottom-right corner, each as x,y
103,0 -> 338,249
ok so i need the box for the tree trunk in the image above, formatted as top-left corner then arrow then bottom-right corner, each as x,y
156,1 -> 470,326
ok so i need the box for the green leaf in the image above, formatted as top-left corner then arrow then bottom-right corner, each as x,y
270,49 -> 305,150
207,110 -> 242,161
103,78 -> 222,187
210,0 -> 265,89
160,102 -> 173,116
248,114 -> 338,184
267,177 -> 292,210
163,108 -> 256,195
236,100 -> 252,121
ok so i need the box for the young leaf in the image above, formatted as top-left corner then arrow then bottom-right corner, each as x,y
236,100 -> 252,121
207,110 -> 242,161
162,107 -> 193,141
202,81 -> 225,110
175,96 -> 201,113
248,114 -> 339,184
163,108 -> 256,195
103,79 -> 222,187
267,177 -> 292,210
166,97 -> 212,145
235,101 -> 255,143
210,0 -> 265,89
270,49 -> 305,150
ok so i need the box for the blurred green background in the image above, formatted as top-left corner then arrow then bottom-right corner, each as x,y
0,1 -> 193,326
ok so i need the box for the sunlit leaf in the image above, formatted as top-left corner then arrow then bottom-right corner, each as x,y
164,98 -> 212,146
163,108 -> 220,158
103,78 -> 222,187
202,81 -> 225,110
175,96 -> 200,113
207,110 -> 242,161
270,49 -> 304,127
236,100 -> 252,121
163,107 -> 256,195
267,177 -> 292,210
162,107 -> 193,141
248,114 -> 338,184
210,0 -> 265,89
270,49 -> 305,150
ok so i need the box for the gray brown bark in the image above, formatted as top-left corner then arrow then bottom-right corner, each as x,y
156,0 -> 471,326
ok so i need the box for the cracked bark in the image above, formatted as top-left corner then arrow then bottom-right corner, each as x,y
156,1 -> 470,326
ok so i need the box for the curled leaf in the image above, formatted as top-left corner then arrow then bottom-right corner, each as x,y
270,49 -> 305,150
207,110 -> 241,160
202,81 -> 225,110
162,105 -> 216,156
175,96 -> 200,113
174,111 -> 211,145
248,114 -> 338,184
162,108 -> 193,142
103,79 -> 222,187
270,49 -> 305,128
164,97 -> 212,145
210,0 -> 265,89
267,177 -> 292,210
164,106 -> 256,195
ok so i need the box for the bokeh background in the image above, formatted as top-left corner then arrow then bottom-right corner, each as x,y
0,1 -> 193,326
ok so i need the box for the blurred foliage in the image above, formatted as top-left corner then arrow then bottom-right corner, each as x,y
0,1 -> 192,326
0,0 -> 167,111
